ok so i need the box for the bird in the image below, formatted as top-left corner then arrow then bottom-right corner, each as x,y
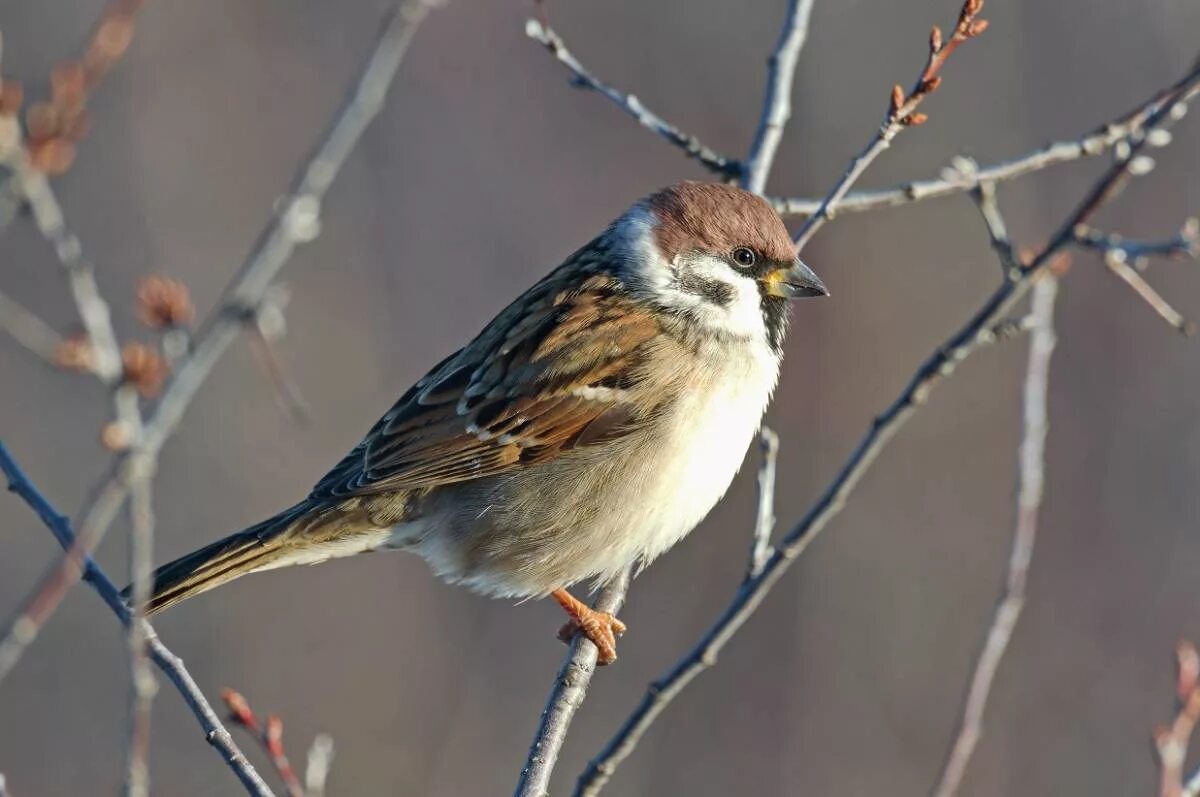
127,181 -> 826,664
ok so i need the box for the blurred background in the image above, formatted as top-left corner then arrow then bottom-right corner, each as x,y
2,0 -> 1199,794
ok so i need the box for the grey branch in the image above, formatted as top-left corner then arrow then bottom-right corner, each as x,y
745,426 -> 780,581
0,443 -> 275,797
124,468 -> 159,797
0,0 -> 440,688
574,58 -> 1200,797
931,188 -> 1059,797
742,0 -> 817,194
0,772 -> 8,797
0,289 -> 64,364
524,20 -> 740,180
770,88 -> 1184,219
0,125 -> 123,382
513,568 -> 631,797
304,734 -> 335,797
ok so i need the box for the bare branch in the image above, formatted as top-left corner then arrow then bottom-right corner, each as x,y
0,289 -> 65,364
304,734 -> 335,797
930,197 -> 1058,795
513,568 -> 631,797
0,443 -> 275,797
123,471 -> 158,797
792,0 -> 988,252
770,40 -> 1190,221
742,0 -> 817,193
574,57 -> 1200,797
524,19 -> 740,180
745,426 -> 779,581
1101,252 -> 1194,335
0,771 -> 9,797
0,0 -> 440,686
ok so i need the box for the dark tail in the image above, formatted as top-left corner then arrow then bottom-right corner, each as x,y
123,502 -> 316,615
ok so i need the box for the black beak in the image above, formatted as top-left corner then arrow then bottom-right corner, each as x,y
762,258 -> 828,299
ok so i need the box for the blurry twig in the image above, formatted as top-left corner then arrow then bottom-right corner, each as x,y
0,772 -> 8,797
0,443 -> 275,797
745,426 -> 779,581
513,569 -> 631,797
124,473 -> 158,797
931,186 -> 1057,797
576,50 -> 1200,797
742,0 -> 817,193
304,734 -> 335,797
0,0 -> 440,688
792,0 -> 987,252
1155,641 -> 1200,797
524,19 -> 740,179
223,690 -> 306,797
0,290 -> 64,364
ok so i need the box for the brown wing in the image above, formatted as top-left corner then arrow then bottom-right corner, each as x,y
309,267 -> 663,501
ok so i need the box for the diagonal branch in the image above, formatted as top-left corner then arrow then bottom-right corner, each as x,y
0,0 -> 441,688
0,443 -> 275,797
574,56 -> 1200,797
524,20 -> 740,180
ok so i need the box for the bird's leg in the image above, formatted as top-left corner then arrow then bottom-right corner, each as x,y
551,587 -> 626,665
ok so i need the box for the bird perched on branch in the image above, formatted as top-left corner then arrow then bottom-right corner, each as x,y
128,182 -> 826,663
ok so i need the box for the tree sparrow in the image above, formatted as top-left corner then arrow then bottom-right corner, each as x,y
129,182 -> 827,663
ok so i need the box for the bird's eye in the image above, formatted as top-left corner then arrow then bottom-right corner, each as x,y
731,247 -> 757,268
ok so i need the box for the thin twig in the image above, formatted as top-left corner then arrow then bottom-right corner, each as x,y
222,690 -> 306,797
930,191 -> 1058,797
524,19 -> 740,180
792,0 -> 988,252
745,427 -> 779,581
513,568 -> 631,797
0,443 -> 275,797
0,0 -> 441,686
742,0 -> 817,194
0,772 -> 8,797
304,734 -> 335,797
123,467 -> 158,797
1155,642 -> 1200,797
0,289 -> 64,364
574,58 -> 1200,797
1101,252 -> 1194,335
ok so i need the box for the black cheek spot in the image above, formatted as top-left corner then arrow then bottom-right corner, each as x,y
678,271 -> 734,307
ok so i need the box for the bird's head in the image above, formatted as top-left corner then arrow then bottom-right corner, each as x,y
612,181 -> 826,353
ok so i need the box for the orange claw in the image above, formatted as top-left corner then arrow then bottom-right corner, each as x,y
551,587 -> 626,665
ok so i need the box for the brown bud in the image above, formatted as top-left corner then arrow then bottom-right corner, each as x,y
29,138 -> 77,175
1047,250 -> 1073,277
50,62 -> 87,112
902,112 -> 929,127
889,84 -> 905,114
0,80 -> 24,116
24,102 -> 61,141
136,275 -> 194,329
92,13 -> 136,62
101,421 -> 134,452
265,715 -> 285,756
220,689 -> 257,729
961,0 -> 984,20
967,19 -> 989,37
55,333 -> 95,372
121,341 -> 169,397
929,25 -> 943,53
920,76 -> 943,94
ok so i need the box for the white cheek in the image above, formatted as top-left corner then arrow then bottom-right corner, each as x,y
669,254 -> 765,339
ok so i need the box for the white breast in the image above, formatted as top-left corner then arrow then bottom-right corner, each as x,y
589,338 -> 781,582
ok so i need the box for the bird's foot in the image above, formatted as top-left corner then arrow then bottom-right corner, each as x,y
551,587 -> 626,665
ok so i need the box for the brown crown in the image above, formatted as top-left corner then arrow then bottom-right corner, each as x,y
646,182 -> 796,265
